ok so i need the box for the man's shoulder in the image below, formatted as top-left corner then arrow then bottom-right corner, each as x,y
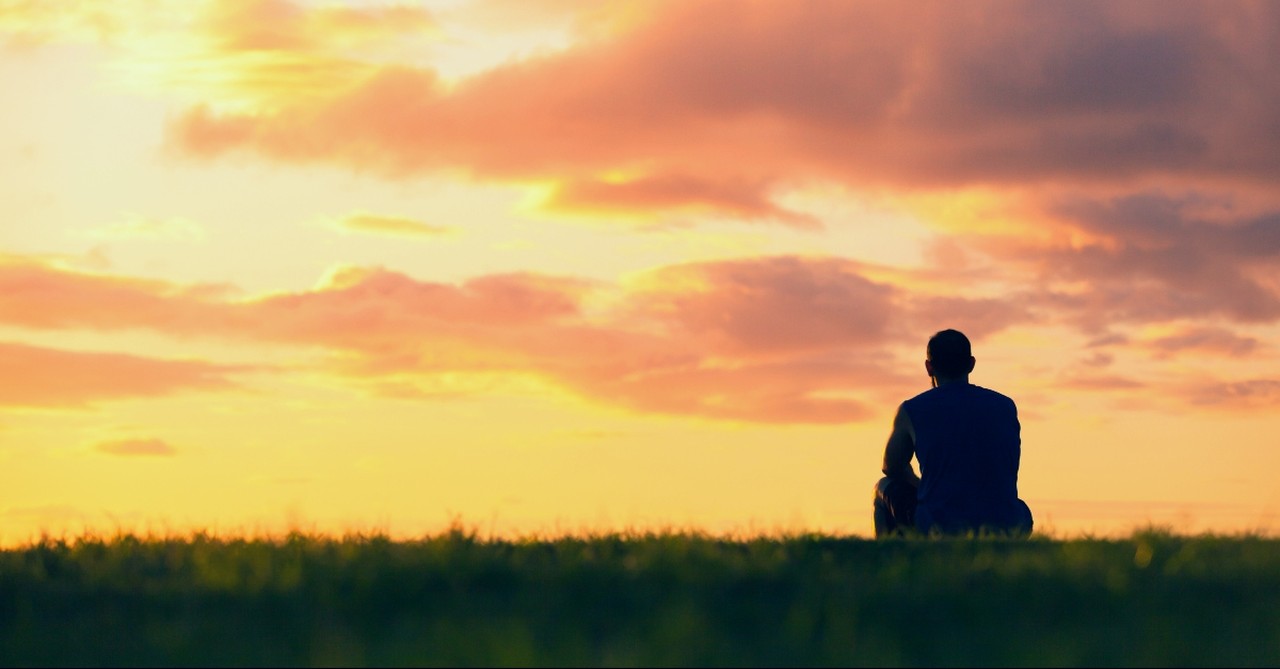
970,384 -> 1015,401
969,384 -> 1018,413
903,388 -> 934,404
904,384 -> 1016,408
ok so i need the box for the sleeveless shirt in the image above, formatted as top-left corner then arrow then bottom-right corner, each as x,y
901,383 -> 1028,534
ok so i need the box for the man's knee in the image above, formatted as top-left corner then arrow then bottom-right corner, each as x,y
874,476 -> 894,503
1016,499 -> 1034,534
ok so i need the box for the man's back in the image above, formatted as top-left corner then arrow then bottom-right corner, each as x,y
902,383 -> 1027,534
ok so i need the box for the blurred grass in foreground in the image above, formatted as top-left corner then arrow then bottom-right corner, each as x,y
2,527 -> 1278,667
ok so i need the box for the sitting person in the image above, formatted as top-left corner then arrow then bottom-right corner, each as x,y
874,329 -> 1033,537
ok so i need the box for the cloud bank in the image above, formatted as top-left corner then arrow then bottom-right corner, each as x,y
156,1 -> 1280,221
0,256 -> 1023,422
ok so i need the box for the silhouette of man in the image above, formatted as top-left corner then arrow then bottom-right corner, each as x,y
874,329 -> 1033,537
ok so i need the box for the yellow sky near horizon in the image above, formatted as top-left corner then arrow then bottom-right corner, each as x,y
3,0 -> 1280,545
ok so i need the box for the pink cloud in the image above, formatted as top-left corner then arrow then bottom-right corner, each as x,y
0,341 -> 240,408
0,259 -> 225,331
1059,374 -> 1147,392
1181,379 -> 1280,411
547,175 -> 819,227
973,193 -> 1280,330
0,255 -> 982,423
565,355 -> 904,424
153,1 -> 1280,341
899,295 -> 1032,343
1148,327 -> 1261,359
242,268 -> 589,354
47,251 -> 1280,422
165,2 -> 1280,221
625,257 -> 896,356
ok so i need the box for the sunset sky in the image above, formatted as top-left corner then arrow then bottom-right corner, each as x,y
3,0 -> 1279,544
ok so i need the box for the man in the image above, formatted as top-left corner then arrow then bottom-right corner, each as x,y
874,329 -> 1033,537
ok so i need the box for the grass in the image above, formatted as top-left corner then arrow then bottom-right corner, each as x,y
2,527 -> 1278,667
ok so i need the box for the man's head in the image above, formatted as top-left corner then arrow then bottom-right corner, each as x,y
925,329 -> 975,383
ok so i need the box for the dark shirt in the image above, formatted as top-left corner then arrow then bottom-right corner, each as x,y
901,383 -> 1029,534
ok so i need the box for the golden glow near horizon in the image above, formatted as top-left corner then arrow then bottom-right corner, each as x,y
4,1 -> 1280,545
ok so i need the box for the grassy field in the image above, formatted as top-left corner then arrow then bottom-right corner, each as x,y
2,527 -> 1278,667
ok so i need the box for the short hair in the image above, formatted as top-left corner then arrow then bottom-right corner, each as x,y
927,329 -> 972,377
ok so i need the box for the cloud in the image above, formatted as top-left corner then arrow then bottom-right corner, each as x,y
1147,327 -> 1261,359
333,213 -> 454,238
623,257 -> 896,356
564,355 -> 900,424
23,244 -> 1280,421
93,437 -> 177,457
0,0 -> 440,110
1059,373 -> 1146,392
157,1 -> 1280,222
285,258 -> 925,422
957,192 -> 1280,332
0,257 -> 228,331
899,295 -> 1032,343
545,175 -> 820,227
83,215 -> 205,241
199,0 -> 438,53
1180,379 -> 1280,411
0,1 -> 129,46
1080,351 -> 1114,369
0,254 -> 1022,423
0,341 -> 241,408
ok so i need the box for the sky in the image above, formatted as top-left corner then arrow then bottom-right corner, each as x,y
2,0 -> 1279,544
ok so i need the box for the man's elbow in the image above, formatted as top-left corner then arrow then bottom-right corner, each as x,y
882,462 -> 911,479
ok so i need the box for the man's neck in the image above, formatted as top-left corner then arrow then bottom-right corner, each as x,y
934,376 -> 970,387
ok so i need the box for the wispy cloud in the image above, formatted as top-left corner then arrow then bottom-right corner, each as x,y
1059,373 -> 1147,392
0,0 -> 441,108
331,213 -> 455,238
1179,379 -> 1280,411
1148,327 -> 1262,359
83,214 -> 205,241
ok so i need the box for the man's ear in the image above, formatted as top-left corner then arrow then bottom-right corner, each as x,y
925,360 -> 935,377
965,356 -> 976,373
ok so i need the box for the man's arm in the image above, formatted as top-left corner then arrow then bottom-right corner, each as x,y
881,403 -> 920,487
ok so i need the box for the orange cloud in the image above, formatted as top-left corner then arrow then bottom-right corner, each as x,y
250,260 -> 922,422
0,341 -> 240,408
93,438 -> 177,457
0,259 -> 227,331
163,2 -> 1280,222
156,1 -> 1280,362
0,255 -> 976,422
24,251 -> 1270,422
